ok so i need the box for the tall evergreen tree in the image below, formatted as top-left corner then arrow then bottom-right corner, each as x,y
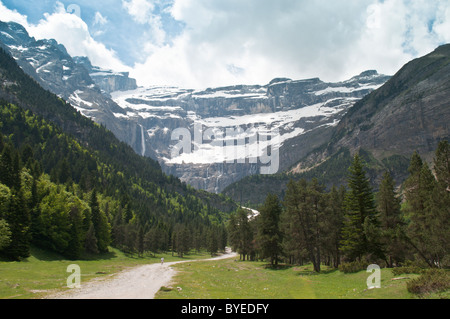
431,140 -> 450,267
403,153 -> 439,267
0,145 -> 14,189
282,179 -> 326,272
257,194 -> 283,266
2,189 -> 31,260
434,140 -> 450,191
377,171 -> 405,267
340,153 -> 381,262
0,219 -> 11,251
322,185 -> 346,268
89,189 -> 110,253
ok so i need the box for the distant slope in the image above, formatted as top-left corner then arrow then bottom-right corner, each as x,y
223,44 -> 450,207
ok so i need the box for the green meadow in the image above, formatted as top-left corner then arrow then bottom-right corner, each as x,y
157,258 -> 436,300
0,246 -> 211,299
1,247 -> 447,299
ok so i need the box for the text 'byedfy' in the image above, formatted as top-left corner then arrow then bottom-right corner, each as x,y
181,303 -> 270,316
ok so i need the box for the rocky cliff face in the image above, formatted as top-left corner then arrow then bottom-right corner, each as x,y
73,56 -> 137,94
111,71 -> 389,193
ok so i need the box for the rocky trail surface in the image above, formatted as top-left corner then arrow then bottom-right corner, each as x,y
46,249 -> 238,299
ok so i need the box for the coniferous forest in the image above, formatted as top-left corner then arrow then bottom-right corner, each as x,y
228,141 -> 449,272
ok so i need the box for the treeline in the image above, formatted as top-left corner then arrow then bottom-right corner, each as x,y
228,141 -> 449,271
0,47 -> 231,260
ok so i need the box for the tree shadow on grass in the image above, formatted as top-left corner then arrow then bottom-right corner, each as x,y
263,264 -> 293,271
293,266 -> 339,276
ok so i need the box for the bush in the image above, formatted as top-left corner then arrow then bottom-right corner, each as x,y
407,269 -> 450,296
392,266 -> 426,276
339,260 -> 369,273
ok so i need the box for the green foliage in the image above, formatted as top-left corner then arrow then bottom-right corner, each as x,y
0,219 -> 11,250
257,194 -> 283,266
406,269 -> 450,296
338,260 -> 370,274
391,265 -> 426,276
340,153 -> 382,261
403,146 -> 450,268
377,171 -> 406,267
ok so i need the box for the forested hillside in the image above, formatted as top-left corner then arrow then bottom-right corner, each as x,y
0,48 -> 234,261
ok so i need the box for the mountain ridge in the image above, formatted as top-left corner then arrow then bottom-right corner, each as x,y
223,44 -> 450,206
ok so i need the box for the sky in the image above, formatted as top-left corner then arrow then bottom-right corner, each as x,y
1,0 -> 450,89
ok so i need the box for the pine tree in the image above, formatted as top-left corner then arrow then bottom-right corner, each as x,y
0,145 -> 14,189
403,152 -> 438,267
257,193 -> 282,266
66,205 -> 84,260
89,189 -> 110,253
207,227 -> 219,257
322,185 -> 346,268
431,141 -> 450,267
231,208 -> 254,261
377,171 -> 405,267
85,223 -> 99,254
434,140 -> 450,191
2,189 -> 31,260
137,226 -> 144,257
340,153 -> 380,262
0,219 -> 11,250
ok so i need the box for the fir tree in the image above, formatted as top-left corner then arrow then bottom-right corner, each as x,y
257,193 -> 283,266
377,171 -> 405,267
2,189 -> 31,260
0,219 -> 12,250
340,153 -> 380,262
89,189 -> 110,253
403,153 -> 438,267
84,223 -> 99,254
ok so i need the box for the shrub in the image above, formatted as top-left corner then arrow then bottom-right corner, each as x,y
339,260 -> 369,273
407,269 -> 450,296
392,266 -> 425,276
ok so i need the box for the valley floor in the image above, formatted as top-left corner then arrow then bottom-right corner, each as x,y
45,249 -> 238,299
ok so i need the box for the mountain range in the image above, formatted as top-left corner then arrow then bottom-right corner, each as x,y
1,20 -> 448,207
224,44 -> 450,206
0,21 -> 390,194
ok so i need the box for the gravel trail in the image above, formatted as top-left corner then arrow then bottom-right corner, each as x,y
47,249 -> 237,299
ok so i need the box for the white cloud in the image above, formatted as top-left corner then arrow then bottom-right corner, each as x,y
130,0 -> 450,89
122,0 -> 155,24
0,1 -> 127,72
122,0 -> 166,46
0,1 -> 29,27
1,0 -> 450,90
26,2 -> 128,72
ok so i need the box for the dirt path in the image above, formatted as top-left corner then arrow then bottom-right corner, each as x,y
46,249 -> 238,299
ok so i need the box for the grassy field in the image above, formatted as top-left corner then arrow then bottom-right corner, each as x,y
1,247 -> 447,299
0,246 -> 212,299
156,258 -> 428,299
